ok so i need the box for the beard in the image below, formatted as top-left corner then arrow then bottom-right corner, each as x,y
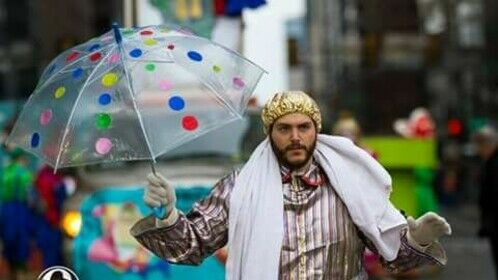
270,138 -> 317,170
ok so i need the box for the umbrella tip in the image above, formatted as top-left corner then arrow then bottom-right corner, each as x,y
112,22 -> 122,44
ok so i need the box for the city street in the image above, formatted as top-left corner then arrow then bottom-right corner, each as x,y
430,204 -> 496,280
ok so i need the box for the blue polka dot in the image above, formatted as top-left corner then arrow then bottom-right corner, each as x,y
168,96 -> 185,111
129,49 -> 143,58
187,51 -> 203,62
47,64 -> 56,75
99,93 -> 112,105
88,43 -> 101,52
72,67 -> 83,79
31,133 -> 40,148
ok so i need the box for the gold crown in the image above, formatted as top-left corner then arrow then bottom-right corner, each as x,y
261,91 -> 322,134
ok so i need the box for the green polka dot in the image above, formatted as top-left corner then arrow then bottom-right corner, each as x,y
213,65 -> 221,73
122,29 -> 135,36
145,64 -> 156,72
95,113 -> 112,130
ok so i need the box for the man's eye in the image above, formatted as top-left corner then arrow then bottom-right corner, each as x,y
278,127 -> 289,132
299,125 -> 311,131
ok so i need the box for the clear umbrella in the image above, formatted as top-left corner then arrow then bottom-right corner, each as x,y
7,23 -> 265,172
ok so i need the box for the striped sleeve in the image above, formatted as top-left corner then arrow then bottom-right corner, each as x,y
130,170 -> 237,265
361,229 -> 447,274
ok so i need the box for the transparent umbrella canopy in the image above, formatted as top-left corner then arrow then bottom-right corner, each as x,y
6,24 -> 265,171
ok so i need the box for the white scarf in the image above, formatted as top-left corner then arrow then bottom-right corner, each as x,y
226,134 -> 407,280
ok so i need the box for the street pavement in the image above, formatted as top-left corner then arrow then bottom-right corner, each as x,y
427,203 -> 496,280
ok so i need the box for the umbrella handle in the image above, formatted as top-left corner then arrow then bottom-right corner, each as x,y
148,162 -> 166,218
152,206 -> 166,219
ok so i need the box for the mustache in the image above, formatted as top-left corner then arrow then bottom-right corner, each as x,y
285,144 -> 307,151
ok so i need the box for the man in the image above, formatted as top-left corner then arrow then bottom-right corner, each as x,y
474,125 -> 498,278
131,91 -> 451,279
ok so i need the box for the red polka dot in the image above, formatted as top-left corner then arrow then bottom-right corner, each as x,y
140,30 -> 153,36
66,51 -> 80,63
89,52 -> 102,62
167,44 -> 175,50
182,116 -> 198,131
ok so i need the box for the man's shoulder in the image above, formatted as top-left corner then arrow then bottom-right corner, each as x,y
215,167 -> 242,189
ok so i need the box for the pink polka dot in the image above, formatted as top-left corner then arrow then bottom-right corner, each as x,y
233,77 -> 245,90
108,53 -> 119,64
159,80 -> 173,90
95,138 -> 112,155
40,109 -> 53,125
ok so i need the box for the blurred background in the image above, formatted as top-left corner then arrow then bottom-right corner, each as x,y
0,0 -> 497,279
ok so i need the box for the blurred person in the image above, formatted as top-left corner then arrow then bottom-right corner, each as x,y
333,112 -> 377,158
131,91 -> 451,279
32,165 -> 70,268
473,125 -> 498,278
0,147 -> 34,280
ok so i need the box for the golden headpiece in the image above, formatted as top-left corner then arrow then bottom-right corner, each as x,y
261,91 -> 322,134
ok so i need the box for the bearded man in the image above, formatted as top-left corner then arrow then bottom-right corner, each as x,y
131,91 -> 450,280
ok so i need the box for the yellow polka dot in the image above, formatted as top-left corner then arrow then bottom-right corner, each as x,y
144,38 -> 157,46
54,86 -> 66,99
102,73 -> 118,87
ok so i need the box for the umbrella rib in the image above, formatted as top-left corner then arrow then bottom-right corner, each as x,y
53,47 -> 116,170
36,44 -> 115,96
116,41 -> 157,162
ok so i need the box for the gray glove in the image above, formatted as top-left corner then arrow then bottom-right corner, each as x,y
143,172 -> 178,223
407,212 -> 451,248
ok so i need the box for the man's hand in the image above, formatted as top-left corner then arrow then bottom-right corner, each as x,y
407,212 -> 452,247
144,172 -> 177,221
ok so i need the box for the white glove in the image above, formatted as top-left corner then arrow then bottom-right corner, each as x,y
407,212 -> 452,248
143,172 -> 178,223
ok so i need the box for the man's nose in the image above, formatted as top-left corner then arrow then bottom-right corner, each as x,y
290,127 -> 300,140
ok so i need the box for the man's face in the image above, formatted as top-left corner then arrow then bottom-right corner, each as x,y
270,113 -> 317,170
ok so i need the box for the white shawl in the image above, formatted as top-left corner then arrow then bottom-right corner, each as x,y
226,134 -> 407,280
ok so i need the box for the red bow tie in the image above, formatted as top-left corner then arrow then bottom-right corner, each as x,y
281,172 -> 324,188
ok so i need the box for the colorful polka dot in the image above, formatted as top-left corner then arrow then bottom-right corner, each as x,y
31,133 -> 40,148
122,29 -> 135,36
72,68 -> 84,79
159,80 -> 173,91
145,64 -> 156,72
90,52 -> 102,62
168,96 -> 185,111
212,65 -> 221,73
178,28 -> 194,35
108,53 -> 119,64
66,51 -> 80,63
140,30 -> 153,36
40,109 -> 53,125
144,38 -> 157,46
95,113 -> 112,129
102,73 -> 118,87
99,93 -> 112,105
95,138 -> 112,155
167,44 -> 175,50
233,77 -> 245,89
187,51 -> 203,62
129,49 -> 142,58
47,64 -> 56,75
54,86 -> 66,99
88,43 -> 101,52
182,116 -> 198,131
